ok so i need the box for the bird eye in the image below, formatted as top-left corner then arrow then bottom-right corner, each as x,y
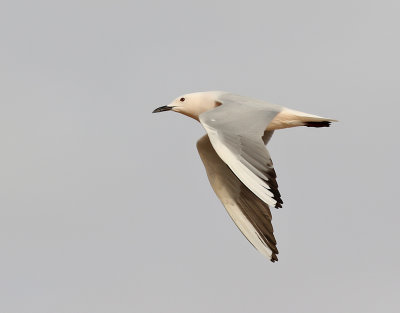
180,97 -> 185,102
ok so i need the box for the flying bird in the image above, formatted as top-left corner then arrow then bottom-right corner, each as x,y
153,91 -> 336,262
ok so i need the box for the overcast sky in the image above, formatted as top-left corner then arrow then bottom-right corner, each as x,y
1,1 -> 399,312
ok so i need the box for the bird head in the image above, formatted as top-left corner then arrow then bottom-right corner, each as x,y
152,91 -> 224,121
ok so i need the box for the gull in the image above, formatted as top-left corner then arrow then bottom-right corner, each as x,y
153,91 -> 336,262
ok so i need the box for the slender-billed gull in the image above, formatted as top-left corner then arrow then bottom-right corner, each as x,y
153,91 -> 336,262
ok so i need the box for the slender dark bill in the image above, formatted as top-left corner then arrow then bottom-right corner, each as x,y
152,105 -> 173,113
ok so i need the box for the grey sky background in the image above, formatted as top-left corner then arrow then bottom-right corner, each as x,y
1,1 -> 399,312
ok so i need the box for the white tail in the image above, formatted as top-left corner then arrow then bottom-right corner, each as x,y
266,108 -> 337,130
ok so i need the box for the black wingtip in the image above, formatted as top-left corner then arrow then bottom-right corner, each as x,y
274,192 -> 283,209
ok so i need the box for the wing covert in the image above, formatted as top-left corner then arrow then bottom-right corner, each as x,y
199,93 -> 283,208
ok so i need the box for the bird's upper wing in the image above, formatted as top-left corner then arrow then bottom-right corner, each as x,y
199,93 -> 283,208
197,135 -> 278,261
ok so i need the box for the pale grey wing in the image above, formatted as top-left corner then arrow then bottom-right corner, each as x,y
199,94 -> 283,208
197,135 -> 278,262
